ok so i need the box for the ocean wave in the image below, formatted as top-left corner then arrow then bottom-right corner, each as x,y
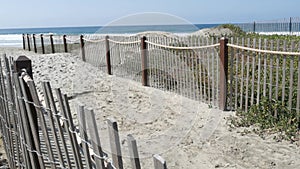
0,34 -> 23,47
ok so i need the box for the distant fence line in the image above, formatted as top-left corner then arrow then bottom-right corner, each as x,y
23,33 -> 300,115
23,33 -> 223,108
0,55 -> 168,169
235,17 -> 300,35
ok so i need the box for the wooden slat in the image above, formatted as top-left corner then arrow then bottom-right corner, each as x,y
12,73 -> 34,169
269,40 -> 274,100
127,134 -> 141,169
234,37 -> 239,110
44,82 -> 71,168
256,38 -> 262,104
216,37 -> 220,106
77,105 -> 92,169
245,38 -> 251,111
239,38 -> 245,110
16,76 -> 39,169
250,38 -> 256,106
3,55 -> 19,168
27,80 -> 56,169
7,57 -> 22,167
153,154 -> 167,169
198,37 -> 203,101
42,82 -> 65,168
55,88 -> 83,168
275,39 -> 280,100
296,43 -> 300,128
202,38 -> 206,101
62,93 -> 84,168
86,108 -> 105,169
207,38 -> 211,104
211,37 -> 216,105
107,117 -> 123,169
281,40 -> 287,107
229,37 -> 234,109
288,41 -> 295,111
263,39 -> 268,97
0,56 -> 15,168
19,76 -> 45,168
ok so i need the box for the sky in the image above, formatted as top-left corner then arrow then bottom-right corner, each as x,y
0,0 -> 299,28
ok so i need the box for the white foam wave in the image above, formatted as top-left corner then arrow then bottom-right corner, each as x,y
0,34 -> 23,47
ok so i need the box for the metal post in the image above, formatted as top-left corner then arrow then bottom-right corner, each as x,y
253,21 -> 256,33
80,35 -> 86,62
105,36 -> 112,75
141,36 -> 148,86
41,34 -> 45,54
63,35 -> 68,53
22,34 -> 26,50
219,38 -> 228,111
50,35 -> 55,53
27,34 -> 31,51
33,34 -> 37,53
289,17 -> 292,34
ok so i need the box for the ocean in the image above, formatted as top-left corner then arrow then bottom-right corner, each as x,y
0,24 -> 219,47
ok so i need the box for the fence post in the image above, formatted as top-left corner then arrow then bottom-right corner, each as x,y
105,35 -> 112,75
41,34 -> 45,54
289,17 -> 292,34
63,35 -> 68,53
219,38 -> 228,111
50,35 -> 55,53
33,34 -> 37,53
141,36 -> 148,86
127,134 -> 141,169
22,34 -> 26,50
27,34 -> 31,51
153,154 -> 167,169
107,118 -> 123,169
13,56 -> 41,169
80,35 -> 86,62
86,108 -> 106,169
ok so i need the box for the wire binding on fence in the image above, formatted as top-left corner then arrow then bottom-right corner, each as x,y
108,39 -> 140,45
20,139 -> 67,169
0,95 -> 14,105
65,37 -> 81,43
145,40 -> 220,49
3,88 -> 118,169
83,38 -> 106,43
227,43 -> 300,55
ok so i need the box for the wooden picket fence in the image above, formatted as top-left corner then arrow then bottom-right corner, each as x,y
22,33 -> 300,115
226,37 -> 300,115
2,33 -> 300,168
22,34 -> 223,108
0,54 -> 167,169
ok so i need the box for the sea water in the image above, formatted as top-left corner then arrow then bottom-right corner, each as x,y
0,24 -> 219,47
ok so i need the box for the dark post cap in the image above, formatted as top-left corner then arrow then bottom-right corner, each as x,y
14,55 -> 33,78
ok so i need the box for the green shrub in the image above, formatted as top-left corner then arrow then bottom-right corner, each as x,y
231,97 -> 299,142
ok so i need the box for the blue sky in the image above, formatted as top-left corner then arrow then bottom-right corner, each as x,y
0,0 -> 299,28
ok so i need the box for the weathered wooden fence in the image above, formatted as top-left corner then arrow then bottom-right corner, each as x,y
226,38 -> 300,115
23,34 -> 223,108
235,17 -> 300,35
0,55 -> 168,169
22,33 -> 300,116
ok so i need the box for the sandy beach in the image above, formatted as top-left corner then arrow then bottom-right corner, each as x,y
0,47 -> 299,169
